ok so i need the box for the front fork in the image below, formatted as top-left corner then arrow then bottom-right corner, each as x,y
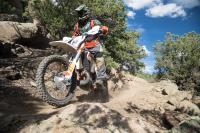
63,43 -> 84,80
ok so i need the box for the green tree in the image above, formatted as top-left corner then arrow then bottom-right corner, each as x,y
154,32 -> 200,94
0,0 -> 28,19
0,0 -> 17,14
81,0 -> 145,72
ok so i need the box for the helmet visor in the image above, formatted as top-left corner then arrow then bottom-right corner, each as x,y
77,10 -> 85,17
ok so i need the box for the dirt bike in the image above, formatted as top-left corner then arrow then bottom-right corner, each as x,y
36,26 -> 108,107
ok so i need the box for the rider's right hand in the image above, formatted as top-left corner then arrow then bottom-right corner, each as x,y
100,26 -> 109,35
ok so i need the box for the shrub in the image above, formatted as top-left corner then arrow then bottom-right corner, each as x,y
154,32 -> 200,94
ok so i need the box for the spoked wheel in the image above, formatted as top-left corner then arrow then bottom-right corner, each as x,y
36,55 -> 76,107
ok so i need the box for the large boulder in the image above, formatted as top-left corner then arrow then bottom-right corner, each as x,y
192,96 -> 200,108
163,111 -> 189,129
0,21 -> 49,49
176,100 -> 200,116
169,116 -> 200,133
19,103 -> 160,133
160,80 -> 179,96
0,21 -> 37,43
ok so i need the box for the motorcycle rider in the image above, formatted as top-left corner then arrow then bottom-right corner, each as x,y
73,4 -> 109,89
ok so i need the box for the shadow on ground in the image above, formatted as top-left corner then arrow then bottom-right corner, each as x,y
72,103 -> 133,132
0,78 -> 58,133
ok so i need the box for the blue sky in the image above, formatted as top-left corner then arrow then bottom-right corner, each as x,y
124,0 -> 200,73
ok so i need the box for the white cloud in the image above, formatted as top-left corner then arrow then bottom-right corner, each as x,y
172,0 -> 200,9
141,49 -> 156,74
141,45 -> 151,56
124,0 -> 199,19
142,60 -> 155,74
124,0 -> 161,10
127,23 -> 145,33
145,3 -> 186,18
144,64 -> 154,74
135,27 -> 145,33
127,11 -> 136,19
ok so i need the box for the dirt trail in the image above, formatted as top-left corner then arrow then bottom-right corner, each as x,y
0,71 -> 198,133
106,76 -> 168,116
107,77 -> 153,113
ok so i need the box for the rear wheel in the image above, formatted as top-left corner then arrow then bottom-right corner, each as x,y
36,55 -> 76,107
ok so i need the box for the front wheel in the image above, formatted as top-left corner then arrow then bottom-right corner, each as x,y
36,55 -> 76,107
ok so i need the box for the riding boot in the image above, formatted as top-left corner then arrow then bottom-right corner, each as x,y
95,56 -> 109,81
90,56 -> 108,90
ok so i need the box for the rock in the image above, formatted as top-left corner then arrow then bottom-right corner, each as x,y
162,87 -> 178,96
116,80 -> 123,89
18,102 -> 161,133
153,86 -> 162,92
177,91 -> 193,101
11,48 -> 17,55
0,21 -> 49,49
46,33 -> 53,40
0,67 -> 21,80
19,103 -> 134,133
163,111 -> 189,129
176,100 -> 200,116
192,96 -> 200,108
15,46 -> 25,54
0,21 -> 37,43
5,65 -> 15,69
163,103 -> 176,111
125,102 -> 139,113
160,80 -> 179,95
167,97 -> 179,106
30,81 -> 36,87
6,71 -> 21,80
166,91 -> 193,107
169,116 -> 200,133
